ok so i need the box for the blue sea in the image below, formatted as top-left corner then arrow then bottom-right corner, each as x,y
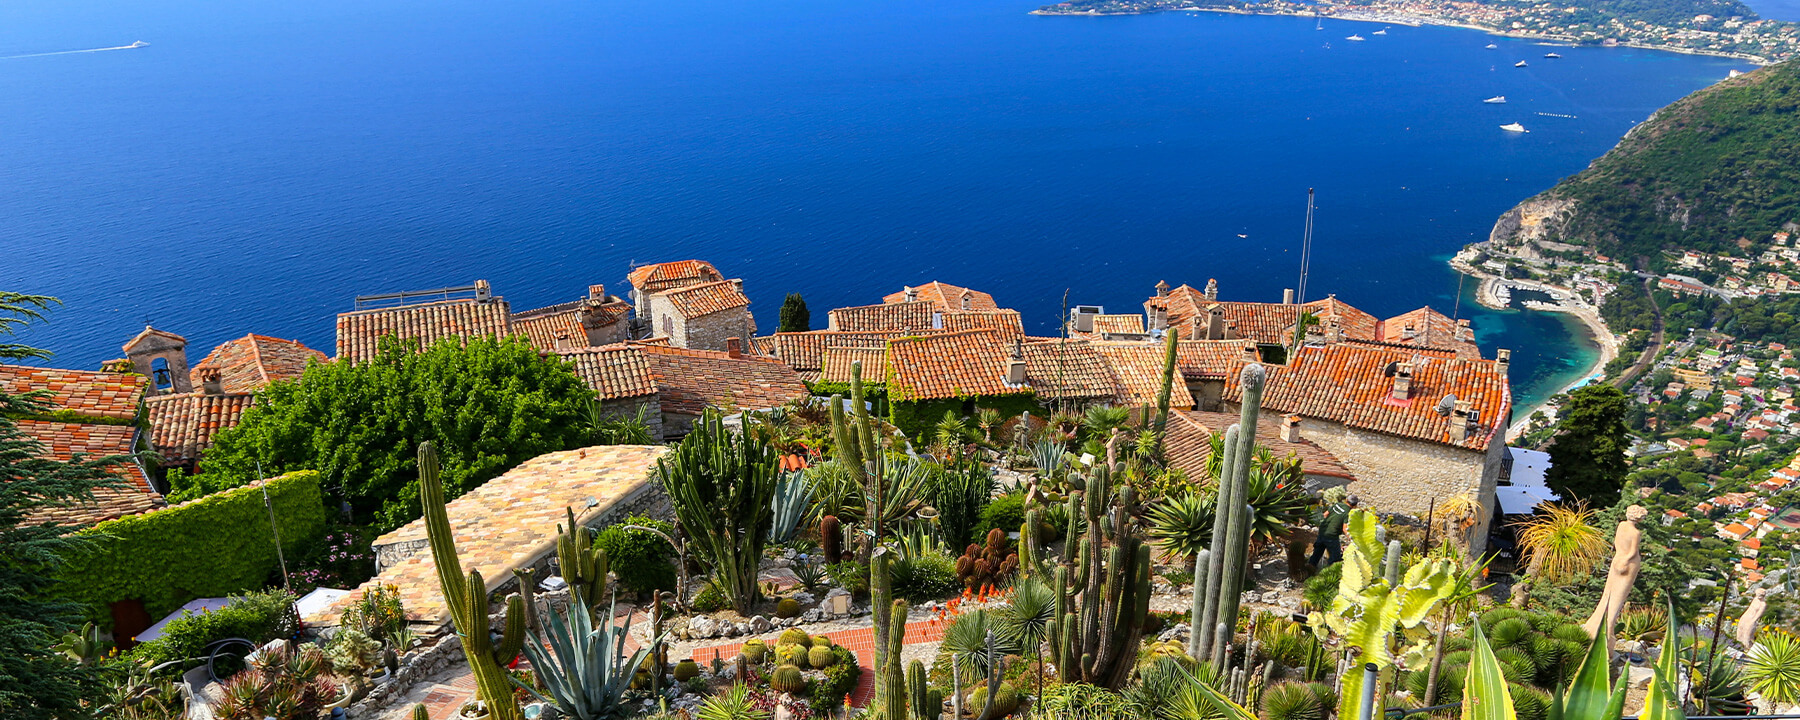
0,0 -> 1754,415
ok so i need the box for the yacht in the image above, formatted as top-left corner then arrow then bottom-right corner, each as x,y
1374,28 -> 1388,35
1501,122 -> 1528,132
129,41 -> 149,48
1485,43 -> 1498,49
1347,34 -> 1366,41
1544,52 -> 1562,58
1484,95 -> 1507,103
1515,60 -> 1529,67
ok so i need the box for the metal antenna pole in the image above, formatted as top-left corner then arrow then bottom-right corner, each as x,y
1294,188 -> 1317,353
258,462 -> 291,592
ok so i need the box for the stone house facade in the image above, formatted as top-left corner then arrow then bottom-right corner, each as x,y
644,280 -> 756,351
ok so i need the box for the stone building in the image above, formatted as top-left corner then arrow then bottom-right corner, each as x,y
556,339 -> 807,440
125,331 -> 328,473
1163,409 -> 1360,493
122,326 -> 194,395
0,364 -> 161,524
511,284 -> 632,351
882,281 -> 998,312
626,259 -> 724,316
642,280 -> 756,351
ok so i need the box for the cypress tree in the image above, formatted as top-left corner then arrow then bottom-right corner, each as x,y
1545,384 -> 1631,508
779,293 -> 811,332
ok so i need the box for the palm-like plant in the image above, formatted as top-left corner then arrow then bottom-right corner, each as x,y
976,407 -> 1005,444
696,683 -> 772,720
938,609 -> 1017,679
936,410 -> 975,450
1747,629 -> 1800,708
999,578 -> 1057,707
1243,465 -> 1310,542
1509,502 -> 1609,606
1083,405 -> 1132,440
514,595 -> 653,720
1148,492 -> 1216,567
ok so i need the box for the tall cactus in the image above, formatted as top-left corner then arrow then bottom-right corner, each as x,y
908,659 -> 943,720
1153,327 -> 1181,457
1196,364 -> 1266,661
881,600 -> 910,720
830,361 -> 895,545
872,551 -> 894,713
556,507 -> 609,612
418,441 -> 526,720
1020,507 -> 1044,578
1049,463 -> 1154,688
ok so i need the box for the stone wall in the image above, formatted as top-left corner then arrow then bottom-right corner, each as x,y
681,309 -> 756,352
1290,418 -> 1494,551
600,395 -> 664,443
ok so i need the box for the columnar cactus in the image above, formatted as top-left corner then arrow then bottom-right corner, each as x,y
907,659 -> 943,720
556,507 -> 609,612
881,600 -> 910,720
872,551 -> 894,713
1020,507 -> 1043,578
418,441 -> 526,720
821,515 -> 843,563
1196,364 -> 1266,662
1050,463 -> 1154,688
1153,327 -> 1181,456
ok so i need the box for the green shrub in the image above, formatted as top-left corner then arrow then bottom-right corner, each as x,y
594,515 -> 676,595
57,471 -> 325,625
826,561 -> 870,598
809,645 -> 861,711
890,550 -> 960,602
1511,684 -> 1553,720
690,579 -> 730,613
1261,682 -> 1325,720
1302,562 -> 1341,611
972,493 -> 1026,541
131,589 -> 299,669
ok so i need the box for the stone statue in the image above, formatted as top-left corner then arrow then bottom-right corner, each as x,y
1737,588 -> 1769,649
1583,505 -> 1648,637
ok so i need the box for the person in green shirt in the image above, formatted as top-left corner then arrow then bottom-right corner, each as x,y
1308,494 -> 1357,569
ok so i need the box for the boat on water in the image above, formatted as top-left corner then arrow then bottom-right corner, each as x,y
1485,43 -> 1497,49
1374,28 -> 1388,35
129,40 -> 149,48
1515,60 -> 1528,67
1347,34 -> 1365,41
1544,52 -> 1562,58
1501,122 -> 1528,132
1315,17 -> 1323,30
1484,95 -> 1506,103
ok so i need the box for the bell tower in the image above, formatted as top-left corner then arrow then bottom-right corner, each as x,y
122,326 -> 192,395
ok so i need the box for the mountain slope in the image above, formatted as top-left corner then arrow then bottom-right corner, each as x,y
1490,60 -> 1800,259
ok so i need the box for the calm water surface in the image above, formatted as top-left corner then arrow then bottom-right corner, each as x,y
0,0 -> 1752,413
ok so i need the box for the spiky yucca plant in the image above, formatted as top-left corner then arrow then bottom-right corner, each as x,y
1509,502 -> 1609,605
1747,629 -> 1800,708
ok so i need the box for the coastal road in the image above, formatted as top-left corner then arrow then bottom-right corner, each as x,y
1612,277 -> 1664,389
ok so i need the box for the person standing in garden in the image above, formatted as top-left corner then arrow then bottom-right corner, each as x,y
1308,493 -> 1356,568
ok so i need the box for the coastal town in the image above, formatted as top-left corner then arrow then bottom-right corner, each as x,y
1033,0 -> 1800,63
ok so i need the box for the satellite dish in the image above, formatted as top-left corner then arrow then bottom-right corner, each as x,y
1436,394 -> 1458,417
1383,361 -> 1400,377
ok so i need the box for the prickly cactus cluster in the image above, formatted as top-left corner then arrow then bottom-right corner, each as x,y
955,528 -> 1019,591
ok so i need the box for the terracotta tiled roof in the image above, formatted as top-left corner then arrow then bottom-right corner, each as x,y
941,310 -> 1024,339
335,298 -> 513,364
511,299 -> 631,352
555,346 -> 659,401
144,392 -> 255,464
1149,286 -> 1378,346
189,335 -> 327,394
1092,343 -> 1195,408
1164,410 -> 1357,481
1231,344 -> 1510,451
1379,307 -> 1481,358
821,347 -> 889,385
1019,340 -> 1121,401
16,419 -> 161,527
632,337 -> 673,347
1306,297 -> 1380,342
829,302 -> 937,333
767,331 -> 899,371
661,281 -> 751,318
0,365 -> 145,420
627,260 -> 723,294
1175,340 -> 1257,380
751,336 -> 778,357
640,346 -> 809,415
882,282 -> 999,312
1092,315 -> 1145,335
886,330 -> 1030,401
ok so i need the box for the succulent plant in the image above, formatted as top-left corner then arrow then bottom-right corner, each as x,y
968,681 -> 1020,720
770,664 -> 808,694
808,645 -> 838,668
673,659 -> 701,681
775,643 -> 809,668
811,635 -> 834,648
776,597 -> 802,619
1260,682 -> 1326,720
778,628 -> 812,647
740,639 -> 769,663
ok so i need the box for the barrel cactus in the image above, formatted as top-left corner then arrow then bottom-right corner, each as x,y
776,597 -> 802,619
740,639 -> 769,663
778,628 -> 812,647
673,659 -> 700,681
969,681 -> 1020,720
770,664 -> 808,694
808,645 -> 838,668
811,635 -> 834,648
775,643 -> 809,668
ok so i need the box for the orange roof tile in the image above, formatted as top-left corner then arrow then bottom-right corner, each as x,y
627,260 -> 723,294
0,365 -> 146,420
189,335 -> 327,394
767,331 -> 900,371
1149,286 -> 1378,346
886,330 -> 1031,401
1175,339 -> 1258,380
335,298 -> 513,364
829,302 -> 938,333
1092,314 -> 1146,336
1233,343 -> 1509,451
1164,410 -> 1356,481
882,282 -> 999,312
661,280 -> 751,319
16,419 -> 161,527
1019,339 -> 1122,401
640,346 -> 809,415
821,347 -> 889,385
1092,342 -> 1195,408
1380,307 -> 1481,357
555,346 -> 659,401
941,310 -> 1024,339
144,392 -> 255,464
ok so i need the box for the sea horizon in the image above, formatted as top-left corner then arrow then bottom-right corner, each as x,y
2,0 -> 1749,416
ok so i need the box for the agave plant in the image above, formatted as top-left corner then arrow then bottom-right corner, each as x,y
1746,629 -> 1800,709
1083,404 -> 1132,439
1148,491 -> 1216,567
514,595 -> 655,720
768,471 -> 815,544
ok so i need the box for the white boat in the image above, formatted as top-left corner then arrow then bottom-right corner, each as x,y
1374,28 -> 1388,35
1347,34 -> 1365,41
1316,17 -> 1323,30
129,40 -> 149,48
1515,60 -> 1528,67
1501,122 -> 1528,132
1486,43 -> 1498,49
1485,95 -> 1507,103
1544,52 -> 1562,58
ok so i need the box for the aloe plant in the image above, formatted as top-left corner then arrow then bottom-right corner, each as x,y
769,471 -> 815,543
513,594 -> 655,720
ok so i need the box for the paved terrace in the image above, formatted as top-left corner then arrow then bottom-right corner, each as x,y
308,445 -> 669,627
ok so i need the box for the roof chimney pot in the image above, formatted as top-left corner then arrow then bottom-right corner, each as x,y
199,368 -> 222,395
1392,362 -> 1414,401
475,280 -> 492,302
904,286 -> 918,302
1283,288 -> 1295,305
1497,348 -> 1512,365
1282,414 -> 1302,443
1204,278 -> 1218,301
589,284 -> 607,301
1007,337 -> 1027,385
1155,280 -> 1170,298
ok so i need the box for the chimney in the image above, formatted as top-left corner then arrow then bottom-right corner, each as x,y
1328,317 -> 1344,343
475,279 -> 492,302
589,284 -> 607,301
1073,308 -> 1095,333
1006,339 -> 1028,385
1243,341 -> 1260,362
1283,288 -> 1295,305
1402,322 -> 1418,340
1456,318 -> 1472,341
1223,320 -> 1239,341
1205,306 -> 1225,340
199,368 -> 222,395
1497,348 -> 1512,366
1204,278 -> 1218,301
730,278 -> 744,294
554,331 -> 573,351
1392,362 -> 1414,401
726,337 -> 743,359
1282,414 -> 1302,443
1155,280 -> 1170,298
1150,305 -> 1167,331
960,290 -> 973,310
904,286 -> 918,302
1450,400 -> 1474,441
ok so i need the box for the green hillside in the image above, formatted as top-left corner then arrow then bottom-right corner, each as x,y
1502,60 -> 1800,259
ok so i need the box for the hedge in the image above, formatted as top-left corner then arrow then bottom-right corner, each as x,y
58,470 -> 326,626
887,394 -> 1040,442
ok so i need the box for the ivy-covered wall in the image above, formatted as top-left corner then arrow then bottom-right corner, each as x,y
888,393 -> 1039,441
58,470 -> 326,626
807,380 -> 890,417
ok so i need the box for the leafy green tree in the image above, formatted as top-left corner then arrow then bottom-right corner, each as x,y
1545,384 -> 1631,508
174,335 -> 595,530
778,293 -> 810,333
0,293 -> 123,718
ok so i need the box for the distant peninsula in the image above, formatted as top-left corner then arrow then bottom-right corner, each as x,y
1032,0 -> 1800,63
